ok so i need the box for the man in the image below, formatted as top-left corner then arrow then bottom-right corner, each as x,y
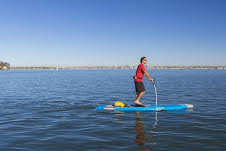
134,57 -> 154,106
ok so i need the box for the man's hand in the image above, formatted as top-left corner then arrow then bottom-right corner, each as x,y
149,78 -> 154,83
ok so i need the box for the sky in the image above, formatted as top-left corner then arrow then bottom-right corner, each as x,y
0,0 -> 226,66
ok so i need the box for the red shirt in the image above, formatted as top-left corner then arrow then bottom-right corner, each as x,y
135,64 -> 146,82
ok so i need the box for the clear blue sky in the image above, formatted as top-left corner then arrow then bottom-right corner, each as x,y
0,0 -> 226,66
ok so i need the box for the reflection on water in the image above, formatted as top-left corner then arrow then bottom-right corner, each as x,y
134,109 -> 193,150
113,110 -> 125,124
165,108 -> 194,113
135,112 -> 147,150
135,112 -> 158,151
152,112 -> 158,130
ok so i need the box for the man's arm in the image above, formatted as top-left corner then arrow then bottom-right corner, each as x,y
144,71 -> 154,82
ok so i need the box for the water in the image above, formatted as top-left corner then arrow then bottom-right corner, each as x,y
0,69 -> 226,151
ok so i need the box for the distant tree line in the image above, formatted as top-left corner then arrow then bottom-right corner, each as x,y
0,61 -> 10,70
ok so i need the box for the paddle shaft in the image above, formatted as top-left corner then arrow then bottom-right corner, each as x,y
152,81 -> 158,107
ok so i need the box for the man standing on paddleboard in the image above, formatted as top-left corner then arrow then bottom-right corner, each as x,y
134,57 -> 154,106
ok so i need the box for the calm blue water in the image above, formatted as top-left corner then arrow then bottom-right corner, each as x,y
0,69 -> 226,151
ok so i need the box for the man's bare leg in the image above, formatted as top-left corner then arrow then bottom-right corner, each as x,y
135,93 -> 138,100
135,91 -> 145,105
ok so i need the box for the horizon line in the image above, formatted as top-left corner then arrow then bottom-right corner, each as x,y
10,65 -> 226,67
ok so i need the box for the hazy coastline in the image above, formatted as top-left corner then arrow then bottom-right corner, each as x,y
8,65 -> 226,70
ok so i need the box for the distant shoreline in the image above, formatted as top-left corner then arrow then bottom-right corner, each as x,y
9,66 -> 226,70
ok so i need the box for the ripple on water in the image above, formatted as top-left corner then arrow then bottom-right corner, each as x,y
0,70 -> 226,150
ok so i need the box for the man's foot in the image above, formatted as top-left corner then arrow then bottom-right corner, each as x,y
134,101 -> 141,105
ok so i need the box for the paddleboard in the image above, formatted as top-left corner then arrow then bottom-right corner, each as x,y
96,104 -> 194,111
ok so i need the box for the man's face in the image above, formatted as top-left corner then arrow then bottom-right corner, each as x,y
143,58 -> 147,64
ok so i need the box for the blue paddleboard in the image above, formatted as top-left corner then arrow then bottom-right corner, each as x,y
96,104 -> 193,111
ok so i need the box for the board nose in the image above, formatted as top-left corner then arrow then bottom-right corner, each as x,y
186,104 -> 194,108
